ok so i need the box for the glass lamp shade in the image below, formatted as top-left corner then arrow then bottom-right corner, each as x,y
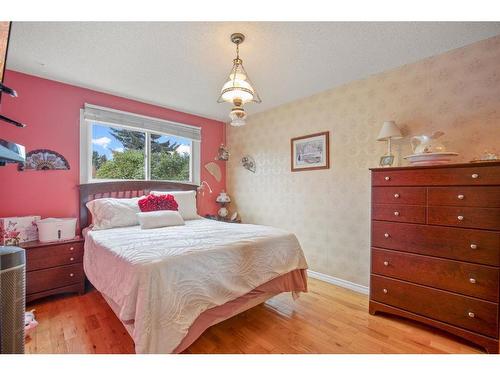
230,118 -> 246,127
220,78 -> 255,104
218,60 -> 261,105
216,191 -> 231,203
229,106 -> 247,127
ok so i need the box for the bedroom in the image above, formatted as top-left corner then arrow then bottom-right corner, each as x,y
1,0 -> 500,372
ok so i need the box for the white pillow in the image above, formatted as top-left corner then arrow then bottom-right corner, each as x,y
137,210 -> 185,229
86,196 -> 144,230
150,190 -> 199,220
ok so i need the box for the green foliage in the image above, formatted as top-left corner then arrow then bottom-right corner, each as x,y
93,127 -> 189,181
151,151 -> 190,181
95,150 -> 145,179
109,128 -> 181,153
92,151 -> 107,170
95,149 -> 189,181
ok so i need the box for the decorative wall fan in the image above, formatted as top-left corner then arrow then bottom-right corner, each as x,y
18,149 -> 70,171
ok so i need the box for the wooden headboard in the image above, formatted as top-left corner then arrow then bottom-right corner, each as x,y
78,180 -> 198,231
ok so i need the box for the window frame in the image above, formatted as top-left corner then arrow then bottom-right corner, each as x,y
80,107 -> 200,185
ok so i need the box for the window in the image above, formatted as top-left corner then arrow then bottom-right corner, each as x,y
81,104 -> 200,184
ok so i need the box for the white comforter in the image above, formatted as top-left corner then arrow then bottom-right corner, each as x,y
83,218 -> 308,353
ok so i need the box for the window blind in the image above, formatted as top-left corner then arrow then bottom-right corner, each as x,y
83,104 -> 201,141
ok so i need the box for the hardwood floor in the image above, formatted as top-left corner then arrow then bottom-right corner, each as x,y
25,277 -> 483,354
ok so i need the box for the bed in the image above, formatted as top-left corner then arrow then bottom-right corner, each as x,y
79,181 -> 308,354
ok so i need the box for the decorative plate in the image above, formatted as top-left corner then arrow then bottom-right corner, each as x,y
403,152 -> 458,166
19,149 -> 70,171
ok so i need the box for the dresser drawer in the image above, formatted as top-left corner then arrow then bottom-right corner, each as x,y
26,242 -> 83,272
26,263 -> 83,295
371,275 -> 499,337
428,206 -> 500,230
372,165 -> 500,187
372,221 -> 500,266
372,187 -> 426,205
372,204 -> 426,224
428,187 -> 500,208
372,248 -> 499,302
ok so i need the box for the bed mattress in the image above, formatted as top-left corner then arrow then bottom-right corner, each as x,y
83,218 -> 308,353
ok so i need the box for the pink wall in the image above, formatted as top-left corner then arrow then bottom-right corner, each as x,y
0,70 -> 226,220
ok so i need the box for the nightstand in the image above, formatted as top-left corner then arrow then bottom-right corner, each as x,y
204,215 -> 241,223
21,237 -> 85,303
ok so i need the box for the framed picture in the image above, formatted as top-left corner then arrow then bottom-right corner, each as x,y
291,131 -> 330,172
379,155 -> 394,167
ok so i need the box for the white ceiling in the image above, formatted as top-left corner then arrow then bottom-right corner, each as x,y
7,22 -> 500,121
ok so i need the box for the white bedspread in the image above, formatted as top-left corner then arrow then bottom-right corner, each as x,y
83,218 -> 308,353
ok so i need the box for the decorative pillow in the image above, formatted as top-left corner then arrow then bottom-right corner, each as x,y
137,210 -> 185,229
138,194 -> 178,212
86,196 -> 144,230
150,190 -> 199,220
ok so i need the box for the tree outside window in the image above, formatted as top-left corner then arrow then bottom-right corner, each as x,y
91,123 -> 191,182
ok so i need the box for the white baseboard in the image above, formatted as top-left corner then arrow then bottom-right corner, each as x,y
307,270 -> 369,295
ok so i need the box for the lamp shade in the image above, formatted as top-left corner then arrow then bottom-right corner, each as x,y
218,60 -> 261,105
216,191 -> 231,203
377,121 -> 402,141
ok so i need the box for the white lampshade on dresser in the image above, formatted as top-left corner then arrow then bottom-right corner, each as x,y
377,121 -> 402,156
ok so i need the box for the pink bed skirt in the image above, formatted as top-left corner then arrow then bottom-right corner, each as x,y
173,269 -> 308,353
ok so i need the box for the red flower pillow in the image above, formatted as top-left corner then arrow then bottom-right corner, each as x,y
138,194 -> 179,212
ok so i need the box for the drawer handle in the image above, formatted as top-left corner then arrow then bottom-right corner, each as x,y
384,233 -> 390,238
457,215 -> 464,221
468,312 -> 475,318
394,193 -> 400,198
394,211 -> 400,216
457,194 -> 464,200
469,278 -> 476,284
470,244 -> 477,250
471,173 -> 479,179
69,246 -> 74,251
384,176 -> 390,181
69,273 -> 74,277
383,261 -> 389,266
70,257 -> 75,261
382,288 -> 388,294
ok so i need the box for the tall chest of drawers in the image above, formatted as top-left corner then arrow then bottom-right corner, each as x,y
369,161 -> 500,353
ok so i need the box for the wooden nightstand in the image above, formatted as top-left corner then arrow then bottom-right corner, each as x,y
21,237 -> 85,303
204,214 -> 241,223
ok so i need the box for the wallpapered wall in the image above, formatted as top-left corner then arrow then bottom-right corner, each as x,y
227,35 -> 500,287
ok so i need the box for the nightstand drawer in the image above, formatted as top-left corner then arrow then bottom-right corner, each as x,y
372,248 -> 499,302
371,275 -> 499,338
26,241 -> 83,271
27,263 -> 83,295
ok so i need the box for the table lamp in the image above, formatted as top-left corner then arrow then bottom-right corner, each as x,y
377,121 -> 402,156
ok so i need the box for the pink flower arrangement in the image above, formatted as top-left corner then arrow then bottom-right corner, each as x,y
138,194 -> 179,212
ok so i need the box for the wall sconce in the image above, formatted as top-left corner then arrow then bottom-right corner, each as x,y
198,180 -> 213,196
241,155 -> 256,173
216,144 -> 230,161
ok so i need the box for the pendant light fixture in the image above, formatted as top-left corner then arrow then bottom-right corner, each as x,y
218,33 -> 261,127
